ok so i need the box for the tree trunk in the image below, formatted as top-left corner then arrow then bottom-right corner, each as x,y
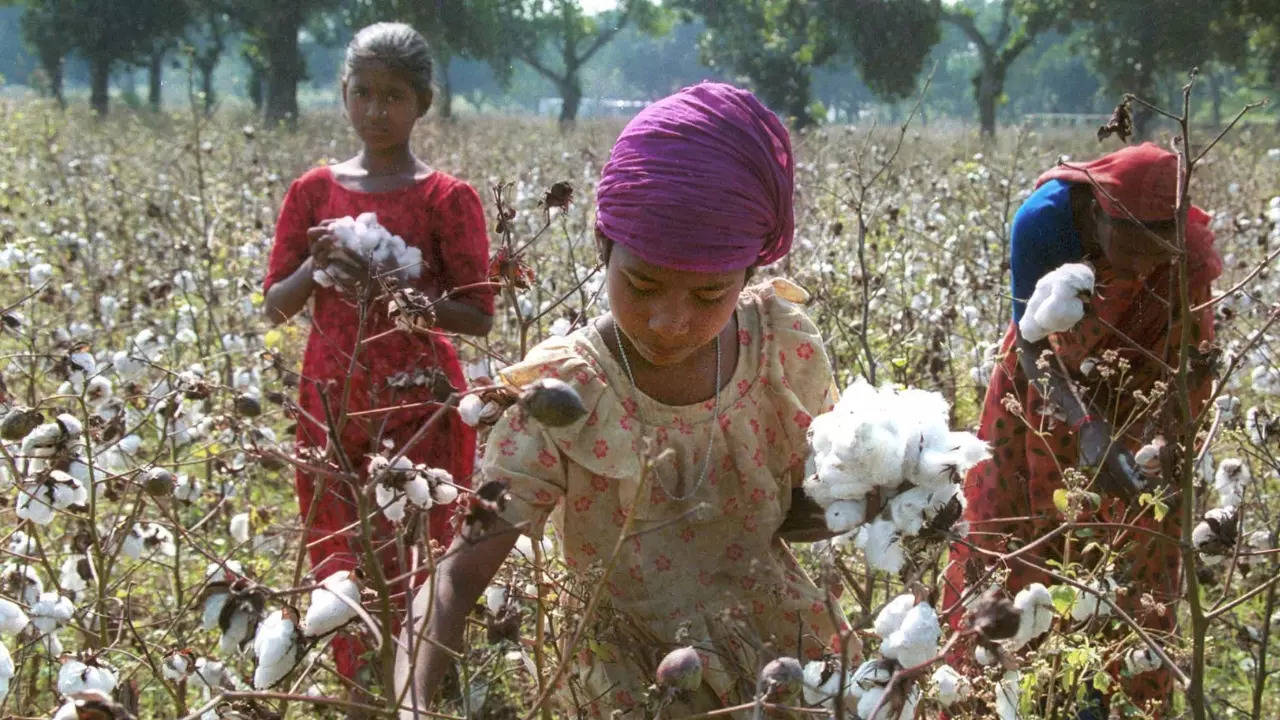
148,48 -> 164,111
974,62 -> 999,138
198,59 -> 217,115
1208,70 -> 1222,128
263,20 -> 302,127
436,50 -> 453,119
247,59 -> 265,112
40,51 -> 65,108
90,57 -> 111,116
558,73 -> 582,129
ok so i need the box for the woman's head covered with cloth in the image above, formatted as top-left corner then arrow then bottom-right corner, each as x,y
1037,142 -> 1222,284
594,82 -> 794,273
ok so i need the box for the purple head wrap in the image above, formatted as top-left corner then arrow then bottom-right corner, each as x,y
595,82 -> 794,272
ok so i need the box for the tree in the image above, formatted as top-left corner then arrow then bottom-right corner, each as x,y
18,0 -> 73,106
228,0 -> 337,126
937,0 -> 1061,138
30,0 -> 185,115
139,2 -> 191,111
675,0 -> 938,127
500,0 -> 661,127
186,4 -> 230,115
343,0 -> 512,120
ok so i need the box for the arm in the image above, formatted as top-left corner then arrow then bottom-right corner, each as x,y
396,520 -> 518,717
263,256 -> 317,325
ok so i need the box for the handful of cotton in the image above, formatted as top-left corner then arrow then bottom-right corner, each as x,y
1018,262 -> 1095,343
804,378 -> 988,573
313,213 -> 423,287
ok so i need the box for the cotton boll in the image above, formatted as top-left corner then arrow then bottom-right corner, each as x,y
253,609 -> 301,689
1020,263 -> 1095,342
880,603 -> 940,668
302,570 -> 361,638
824,499 -> 866,533
874,594 -> 917,639
458,394 -> 485,426
30,592 -> 75,634
0,640 -> 12,701
220,608 -> 254,656
932,664 -> 970,707
59,556 -> 89,594
1213,459 -> 1249,507
887,485 -> 935,536
375,482 -> 407,522
512,534 -> 554,562
230,513 -> 251,544
2,564 -> 43,606
0,598 -> 29,636
855,519 -> 906,574
1252,366 -> 1280,396
484,586 -> 507,615
57,657 -> 117,695
1124,646 -> 1162,675
1009,583 -> 1054,649
975,644 -> 997,666
995,670 -> 1021,720
1069,578 -> 1115,621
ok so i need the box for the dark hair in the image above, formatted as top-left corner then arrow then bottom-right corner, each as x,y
343,22 -> 433,112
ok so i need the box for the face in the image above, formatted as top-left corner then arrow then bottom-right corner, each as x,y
606,243 -> 747,367
1091,203 -> 1177,280
342,61 -> 426,153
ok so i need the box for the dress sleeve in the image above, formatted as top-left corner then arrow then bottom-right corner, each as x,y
484,404 -> 567,539
263,176 -> 317,292
757,282 -> 838,487
437,182 -> 495,315
1009,180 -> 1083,322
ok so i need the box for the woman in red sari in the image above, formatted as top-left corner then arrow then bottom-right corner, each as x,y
943,143 -> 1221,717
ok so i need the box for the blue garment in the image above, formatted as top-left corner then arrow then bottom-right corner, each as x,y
1009,179 -> 1084,321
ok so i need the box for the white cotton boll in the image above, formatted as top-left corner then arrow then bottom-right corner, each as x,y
1009,583 -> 1054,649
1124,646 -> 1162,675
1069,579 -> 1114,621
1213,459 -> 1250,506
0,598 -> 29,636
824,499 -> 866,533
888,485 -> 935,536
59,556 -> 88,594
49,470 -> 88,509
932,664 -> 970,707
1250,366 -> 1280,396
403,475 -> 433,508
28,262 -> 53,286
3,564 -> 42,606
174,473 -> 200,502
202,592 -> 228,631
806,454 -> 877,504
458,394 -> 484,426
375,482 -> 406,522
16,483 -> 56,525
0,640 -> 12,701
220,609 -> 254,656
995,670 -> 1021,720
880,603 -> 940,669
874,594 -> 917,639
1241,530 -> 1273,566
484,586 -> 507,615
252,610 -> 300,689
174,270 -> 197,294
52,700 -> 78,720
230,513 -> 251,544
855,519 -> 906,574
57,658 -> 117,695
30,592 -> 75,634
431,478 -> 459,505
975,644 -> 997,666
549,317 -> 572,336
397,246 -> 423,280
302,571 -> 361,638
1215,395 -> 1240,421
512,534 -> 554,562
1020,263 -> 1095,342
162,652 -> 191,681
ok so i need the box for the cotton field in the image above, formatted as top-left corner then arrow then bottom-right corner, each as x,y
0,100 -> 1277,719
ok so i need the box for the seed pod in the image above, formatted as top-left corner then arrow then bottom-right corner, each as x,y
518,378 -> 587,427
655,646 -> 703,692
144,467 -> 175,497
234,394 -> 262,418
969,590 -> 1021,641
759,656 -> 803,701
1,407 -> 42,440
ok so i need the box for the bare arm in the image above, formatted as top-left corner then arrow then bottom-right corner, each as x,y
396,520 -> 518,717
263,256 -> 318,326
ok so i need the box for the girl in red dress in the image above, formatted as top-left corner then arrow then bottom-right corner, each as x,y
261,22 -> 494,689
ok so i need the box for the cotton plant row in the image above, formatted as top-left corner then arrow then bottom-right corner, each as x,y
803,377 -> 989,574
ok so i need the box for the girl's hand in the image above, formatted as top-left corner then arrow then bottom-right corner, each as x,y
308,221 -> 376,291
1077,420 -> 1143,500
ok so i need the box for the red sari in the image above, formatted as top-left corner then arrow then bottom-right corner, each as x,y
942,151 -> 1221,715
263,167 -> 494,678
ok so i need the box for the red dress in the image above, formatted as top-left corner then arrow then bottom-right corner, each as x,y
263,166 -> 494,678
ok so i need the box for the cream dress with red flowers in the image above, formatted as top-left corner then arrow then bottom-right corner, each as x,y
487,280 -> 841,717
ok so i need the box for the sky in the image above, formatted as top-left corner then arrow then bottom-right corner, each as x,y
580,0 -> 619,14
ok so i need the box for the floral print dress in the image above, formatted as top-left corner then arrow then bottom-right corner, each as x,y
486,281 -> 843,717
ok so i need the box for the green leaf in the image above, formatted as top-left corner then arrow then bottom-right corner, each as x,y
1092,672 -> 1112,691
1053,488 -> 1070,514
1050,584 -> 1076,615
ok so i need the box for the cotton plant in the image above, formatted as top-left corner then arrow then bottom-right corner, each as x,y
1018,262 -> 1095,343
369,455 -> 460,523
56,656 -> 117,696
804,378 -> 987,573
252,609 -> 302,689
312,212 -> 423,287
